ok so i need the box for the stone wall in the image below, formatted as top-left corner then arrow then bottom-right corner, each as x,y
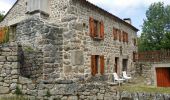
0,0 -> 138,78
0,42 -> 18,94
60,0 -> 138,79
0,42 -> 168,99
18,45 -> 43,81
0,42 -> 43,95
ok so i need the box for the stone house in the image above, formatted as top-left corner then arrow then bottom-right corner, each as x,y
0,0 -> 138,81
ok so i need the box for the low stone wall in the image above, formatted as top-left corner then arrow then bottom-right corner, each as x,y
135,63 -> 153,85
0,42 -> 18,94
0,43 -> 169,100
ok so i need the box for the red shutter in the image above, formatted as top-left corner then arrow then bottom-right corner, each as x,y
127,33 -> 128,43
115,29 -> 118,40
89,17 -> 95,37
119,30 -> 121,42
123,32 -> 125,42
125,32 -> 127,42
100,21 -> 104,39
113,28 -> 116,40
91,55 -> 97,76
0,28 -> 4,43
100,55 -> 104,75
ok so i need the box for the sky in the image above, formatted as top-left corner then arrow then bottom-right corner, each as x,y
0,0 -> 170,35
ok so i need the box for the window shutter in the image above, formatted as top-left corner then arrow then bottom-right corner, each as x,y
100,55 -> 104,75
126,33 -> 128,43
115,29 -> 118,40
100,21 -> 104,39
91,55 -> 96,76
125,32 -> 127,42
89,17 -> 95,37
123,32 -> 125,42
0,28 -> 4,43
119,30 -> 121,42
113,28 -> 116,40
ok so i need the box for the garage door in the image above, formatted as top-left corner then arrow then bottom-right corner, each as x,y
156,67 -> 170,87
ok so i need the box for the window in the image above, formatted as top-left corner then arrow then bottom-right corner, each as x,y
27,0 -> 49,14
10,25 -> 17,41
89,17 -> 104,40
91,55 -> 104,76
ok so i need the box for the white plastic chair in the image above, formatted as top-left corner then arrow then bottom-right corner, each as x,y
113,73 -> 125,85
122,71 -> 132,80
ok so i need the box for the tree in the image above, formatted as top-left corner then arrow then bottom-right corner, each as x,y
161,32 -> 170,49
139,2 -> 170,52
0,11 -> 4,21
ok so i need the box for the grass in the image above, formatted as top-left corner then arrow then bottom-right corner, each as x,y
118,76 -> 170,94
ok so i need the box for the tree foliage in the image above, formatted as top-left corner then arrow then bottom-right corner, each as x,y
139,2 -> 170,52
0,12 -> 4,22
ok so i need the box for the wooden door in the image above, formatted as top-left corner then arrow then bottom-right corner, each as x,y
156,68 -> 170,87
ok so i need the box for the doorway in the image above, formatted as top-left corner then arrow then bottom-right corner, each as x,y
122,59 -> 128,71
115,57 -> 119,73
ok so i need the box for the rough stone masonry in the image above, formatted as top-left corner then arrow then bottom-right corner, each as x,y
1,0 -> 167,100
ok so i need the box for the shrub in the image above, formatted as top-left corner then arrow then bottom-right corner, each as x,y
46,89 -> 51,97
14,86 -> 22,95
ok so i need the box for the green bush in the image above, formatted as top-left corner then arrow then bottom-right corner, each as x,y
14,86 -> 22,95
46,89 -> 52,97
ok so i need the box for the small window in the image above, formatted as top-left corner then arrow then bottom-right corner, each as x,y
91,55 -> 104,76
10,25 -> 17,41
89,17 -> 104,40
27,0 -> 49,14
